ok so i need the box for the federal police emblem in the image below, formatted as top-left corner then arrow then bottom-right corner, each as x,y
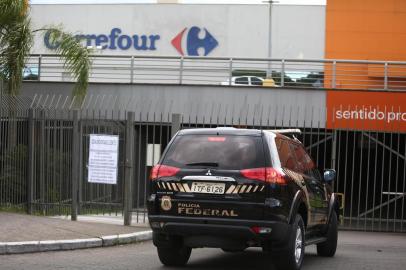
161,196 -> 172,211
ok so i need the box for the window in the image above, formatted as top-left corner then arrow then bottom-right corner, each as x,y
163,135 -> 265,170
275,138 -> 298,171
23,66 -> 39,81
290,143 -> 316,177
251,77 -> 263,86
235,77 -> 249,85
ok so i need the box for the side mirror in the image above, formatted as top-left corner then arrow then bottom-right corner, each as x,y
324,169 -> 336,182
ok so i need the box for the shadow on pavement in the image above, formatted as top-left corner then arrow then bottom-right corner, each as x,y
184,248 -> 333,270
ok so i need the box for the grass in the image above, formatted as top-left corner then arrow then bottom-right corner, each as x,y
0,203 -> 26,213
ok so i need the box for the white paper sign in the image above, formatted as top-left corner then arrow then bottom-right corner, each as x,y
88,134 -> 119,185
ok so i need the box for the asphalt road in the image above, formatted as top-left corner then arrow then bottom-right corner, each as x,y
2,231 -> 406,270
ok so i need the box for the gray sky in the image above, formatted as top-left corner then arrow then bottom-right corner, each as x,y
31,0 -> 326,5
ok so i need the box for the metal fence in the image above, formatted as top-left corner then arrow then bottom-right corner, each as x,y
0,101 -> 174,224
0,94 -> 405,232
24,54 -> 406,91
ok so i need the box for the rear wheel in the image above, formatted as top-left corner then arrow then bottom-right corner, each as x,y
317,212 -> 338,257
157,245 -> 192,266
271,214 -> 305,270
154,233 -> 192,266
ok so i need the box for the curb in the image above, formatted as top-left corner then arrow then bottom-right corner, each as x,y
0,230 -> 152,255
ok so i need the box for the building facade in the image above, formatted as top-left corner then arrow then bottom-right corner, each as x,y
324,0 -> 406,89
30,3 -> 326,59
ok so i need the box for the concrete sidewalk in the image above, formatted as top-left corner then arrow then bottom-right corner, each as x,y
0,212 -> 152,255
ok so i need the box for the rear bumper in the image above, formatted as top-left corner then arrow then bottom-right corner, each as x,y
149,215 -> 291,248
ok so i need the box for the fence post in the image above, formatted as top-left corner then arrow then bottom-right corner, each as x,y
228,58 -> 233,86
179,57 -> 184,84
332,60 -> 336,88
71,110 -> 80,221
0,80 -> 2,145
171,113 -> 181,138
331,130 -> 337,192
281,59 -> 285,87
39,110 -> 45,210
130,56 -> 134,84
0,79 -> 3,102
78,117 -> 83,214
38,55 -> 42,81
384,62 -> 388,90
124,111 -> 135,226
27,109 -> 35,214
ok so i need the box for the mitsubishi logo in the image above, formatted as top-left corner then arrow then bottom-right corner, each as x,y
205,169 -> 212,176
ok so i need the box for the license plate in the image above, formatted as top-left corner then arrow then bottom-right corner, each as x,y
191,182 -> 225,194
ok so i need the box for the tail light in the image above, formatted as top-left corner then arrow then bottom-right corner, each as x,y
150,165 -> 180,180
251,226 -> 272,234
240,167 -> 287,185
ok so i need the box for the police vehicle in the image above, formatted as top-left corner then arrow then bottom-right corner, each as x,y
148,128 -> 339,270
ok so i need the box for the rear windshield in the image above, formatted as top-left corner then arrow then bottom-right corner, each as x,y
162,135 -> 265,170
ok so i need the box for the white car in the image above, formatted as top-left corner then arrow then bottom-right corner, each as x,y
220,76 -> 264,86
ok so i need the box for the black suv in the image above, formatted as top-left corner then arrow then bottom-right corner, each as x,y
147,128 -> 339,270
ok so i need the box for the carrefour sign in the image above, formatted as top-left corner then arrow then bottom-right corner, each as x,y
44,28 -> 160,51
44,26 -> 218,56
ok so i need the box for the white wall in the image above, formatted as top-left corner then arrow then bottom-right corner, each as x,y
30,4 -> 325,59
21,82 -> 327,128
30,4 -> 269,58
271,5 -> 325,59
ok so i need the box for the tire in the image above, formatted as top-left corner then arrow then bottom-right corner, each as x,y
317,212 -> 338,257
157,245 -> 192,266
272,214 -> 305,270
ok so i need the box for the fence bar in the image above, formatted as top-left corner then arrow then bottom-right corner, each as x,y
130,56 -> 134,84
22,54 -> 406,91
228,58 -> 233,86
71,110 -> 80,221
27,109 -> 35,214
179,57 -> 184,84
171,113 -> 181,138
39,110 -> 45,211
331,130 -> 337,191
281,59 -> 285,87
384,62 -> 388,90
38,55 -> 42,81
124,111 -> 135,226
78,115 -> 83,214
0,79 -> 3,102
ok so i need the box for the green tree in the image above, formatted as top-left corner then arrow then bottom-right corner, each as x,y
0,0 -> 91,99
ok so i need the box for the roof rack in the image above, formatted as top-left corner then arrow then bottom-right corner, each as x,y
266,129 -> 302,134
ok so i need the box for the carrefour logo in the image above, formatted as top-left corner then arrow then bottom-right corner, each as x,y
171,26 -> 218,56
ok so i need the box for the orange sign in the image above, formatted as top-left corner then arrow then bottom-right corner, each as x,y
326,91 -> 406,132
